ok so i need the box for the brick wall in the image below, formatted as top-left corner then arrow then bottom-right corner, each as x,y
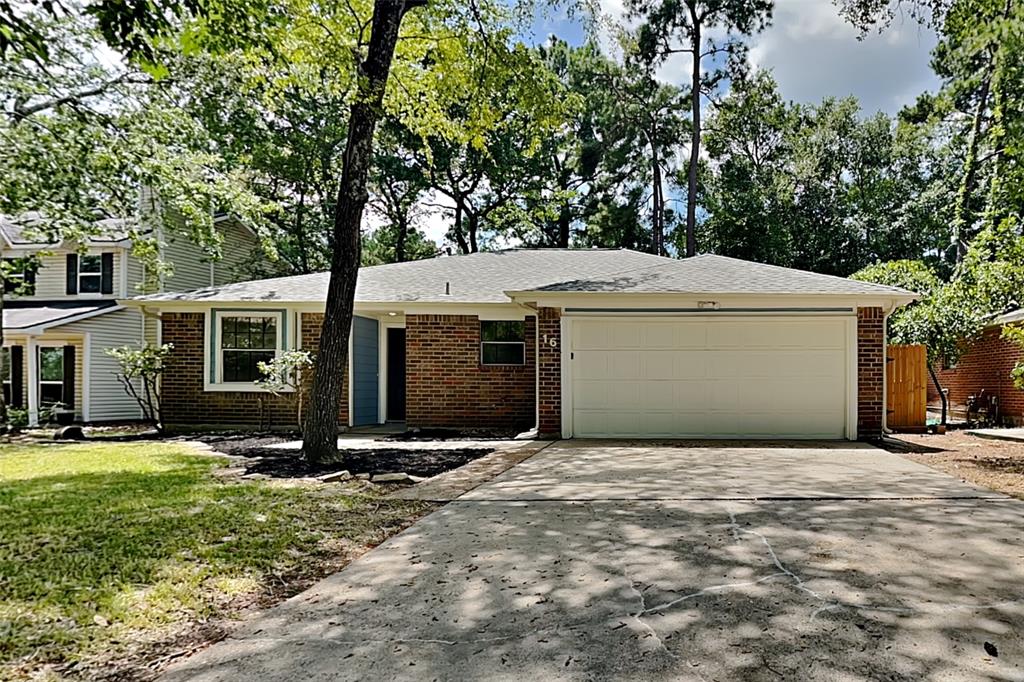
929,326 -> 1024,423
405,314 -> 535,431
537,307 -> 561,437
162,311 -> 347,431
857,307 -> 885,439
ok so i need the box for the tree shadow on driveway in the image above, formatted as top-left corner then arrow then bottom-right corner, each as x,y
161,494 -> 1024,681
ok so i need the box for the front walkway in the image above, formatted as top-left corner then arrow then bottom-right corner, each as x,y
163,441 -> 1024,681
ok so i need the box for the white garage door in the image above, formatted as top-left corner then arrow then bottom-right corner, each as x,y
569,317 -> 851,439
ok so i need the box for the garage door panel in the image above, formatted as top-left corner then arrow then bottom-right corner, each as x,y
570,317 -> 850,439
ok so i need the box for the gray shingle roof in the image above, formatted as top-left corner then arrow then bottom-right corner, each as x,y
0,213 -> 138,246
134,249 -> 671,304
133,249 -> 915,304
3,301 -> 119,330
523,254 -> 917,297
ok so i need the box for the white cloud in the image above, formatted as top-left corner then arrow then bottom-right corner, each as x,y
594,0 -> 939,115
747,0 -> 939,114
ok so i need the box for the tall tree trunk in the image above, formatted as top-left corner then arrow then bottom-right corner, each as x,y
557,202 -> 570,248
395,215 -> 408,262
652,134 -> 663,256
685,5 -> 701,258
468,212 -> 479,252
951,51 -> 994,265
303,0 -> 425,464
451,202 -> 470,253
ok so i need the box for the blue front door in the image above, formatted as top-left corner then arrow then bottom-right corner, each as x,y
352,316 -> 379,426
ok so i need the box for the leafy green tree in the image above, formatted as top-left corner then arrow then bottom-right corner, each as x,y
629,0 -> 773,257
701,72 -> 948,275
851,259 -> 979,423
699,71 -> 796,264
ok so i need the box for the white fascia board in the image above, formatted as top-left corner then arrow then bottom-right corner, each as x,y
505,291 -> 918,310
123,299 -> 534,318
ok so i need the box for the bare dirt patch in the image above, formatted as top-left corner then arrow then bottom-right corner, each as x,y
886,430 -> 1024,499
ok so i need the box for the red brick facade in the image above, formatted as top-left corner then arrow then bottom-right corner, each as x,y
857,307 -> 885,439
929,326 -> 1024,423
162,306 -> 893,438
405,314 -> 536,431
537,307 -> 562,437
162,311 -> 346,431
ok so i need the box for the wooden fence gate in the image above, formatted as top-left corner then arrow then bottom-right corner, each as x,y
887,344 -> 928,430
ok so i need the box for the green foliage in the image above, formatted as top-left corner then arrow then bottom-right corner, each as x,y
701,72 -> 952,275
0,9 -> 275,286
851,260 -> 980,364
255,349 -> 311,395
106,344 -> 172,430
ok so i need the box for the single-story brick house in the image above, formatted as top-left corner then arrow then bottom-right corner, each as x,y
122,249 -> 916,439
928,309 -> 1024,424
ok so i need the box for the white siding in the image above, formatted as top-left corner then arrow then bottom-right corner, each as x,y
13,248 -> 123,301
60,308 -> 145,421
158,210 -> 214,292
125,250 -> 147,295
213,219 -> 261,285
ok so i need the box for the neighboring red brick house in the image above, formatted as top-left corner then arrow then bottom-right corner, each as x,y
124,250 -> 916,440
928,310 -> 1024,424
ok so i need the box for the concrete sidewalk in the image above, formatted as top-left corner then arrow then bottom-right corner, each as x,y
162,441 -> 1024,681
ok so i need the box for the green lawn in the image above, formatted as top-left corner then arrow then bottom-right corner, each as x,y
0,441 -> 431,680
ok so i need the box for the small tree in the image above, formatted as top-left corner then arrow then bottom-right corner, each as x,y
107,343 -> 172,433
851,260 -> 983,424
255,350 -> 313,431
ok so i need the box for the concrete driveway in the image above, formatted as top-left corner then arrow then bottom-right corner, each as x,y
164,441 -> 1024,681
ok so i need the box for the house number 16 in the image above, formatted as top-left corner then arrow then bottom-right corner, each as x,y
542,334 -> 558,348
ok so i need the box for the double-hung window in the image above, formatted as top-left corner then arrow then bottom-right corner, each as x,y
38,347 -> 64,405
77,255 -> 103,293
2,258 -> 34,296
215,313 -> 282,386
480,320 -> 525,365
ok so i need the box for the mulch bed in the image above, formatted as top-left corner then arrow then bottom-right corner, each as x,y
198,433 -> 494,479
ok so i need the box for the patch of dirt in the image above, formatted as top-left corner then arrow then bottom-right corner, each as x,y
199,434 -> 494,479
888,430 -> 1024,499
193,431 -> 298,455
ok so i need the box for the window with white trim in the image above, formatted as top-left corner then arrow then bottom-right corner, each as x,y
217,314 -> 280,384
38,347 -> 64,405
78,254 -> 103,293
480,320 -> 525,365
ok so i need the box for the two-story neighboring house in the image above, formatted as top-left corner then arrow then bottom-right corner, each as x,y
1,204 -> 261,426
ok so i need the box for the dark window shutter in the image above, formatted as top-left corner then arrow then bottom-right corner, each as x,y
10,346 -> 23,408
100,253 -> 114,294
66,254 -> 78,295
24,264 -> 35,295
62,345 -> 75,408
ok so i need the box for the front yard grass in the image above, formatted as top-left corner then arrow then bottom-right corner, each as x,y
0,441 -> 434,680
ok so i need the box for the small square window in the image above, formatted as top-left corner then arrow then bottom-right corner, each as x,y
481,320 -> 525,366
